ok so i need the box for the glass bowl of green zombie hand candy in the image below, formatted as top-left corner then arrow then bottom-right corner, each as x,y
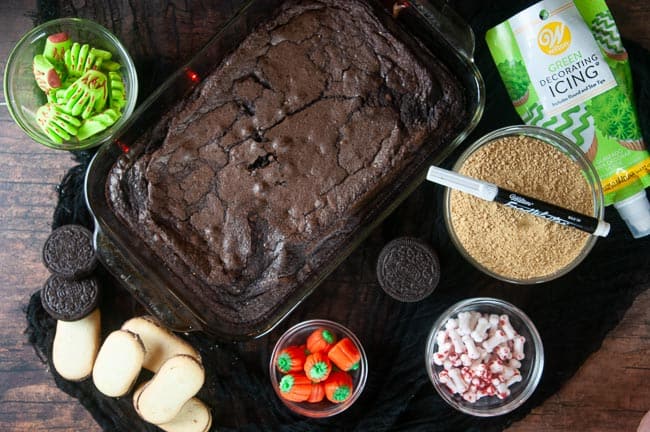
4,18 -> 138,150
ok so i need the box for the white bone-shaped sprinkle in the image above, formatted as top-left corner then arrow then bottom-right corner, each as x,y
433,352 -> 447,366
462,390 -> 477,403
447,353 -> 462,368
496,382 -> 511,400
471,317 -> 490,343
437,341 -> 451,355
439,370 -> 458,394
433,312 -> 526,402
489,314 -> 500,329
483,329 -> 507,352
500,364 -> 517,381
489,359 -> 504,374
513,335 -> 526,360
448,327 -> 466,354
470,362 -> 489,379
460,353 -> 473,367
462,335 -> 481,360
500,314 -> 517,340
448,368 -> 468,393
506,372 -> 523,387
457,312 -> 473,336
436,330 -> 448,347
477,347 -> 491,363
495,344 -> 512,361
469,311 -> 481,329
445,318 -> 458,330
477,385 -> 495,400
461,366 -> 473,383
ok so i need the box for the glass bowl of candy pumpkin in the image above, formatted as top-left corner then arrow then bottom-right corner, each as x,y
269,319 -> 368,418
425,297 -> 544,417
4,18 -> 138,150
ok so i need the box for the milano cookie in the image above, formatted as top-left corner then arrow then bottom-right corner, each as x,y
158,398 -> 213,432
376,237 -> 440,302
52,308 -> 101,381
42,224 -> 97,280
92,329 -> 145,397
121,316 -> 201,372
134,354 -> 205,424
133,385 -> 212,432
41,274 -> 99,321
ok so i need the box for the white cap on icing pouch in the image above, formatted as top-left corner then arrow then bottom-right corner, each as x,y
614,190 -> 650,239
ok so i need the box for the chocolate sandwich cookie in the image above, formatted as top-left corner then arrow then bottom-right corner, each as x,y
42,224 -> 97,280
41,274 -> 100,321
376,237 -> 440,302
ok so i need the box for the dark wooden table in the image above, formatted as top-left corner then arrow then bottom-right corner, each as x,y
1,1 -> 649,431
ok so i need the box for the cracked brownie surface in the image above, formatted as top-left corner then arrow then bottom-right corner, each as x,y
107,0 -> 465,329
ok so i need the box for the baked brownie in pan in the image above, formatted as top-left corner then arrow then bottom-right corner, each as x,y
98,0 -> 476,338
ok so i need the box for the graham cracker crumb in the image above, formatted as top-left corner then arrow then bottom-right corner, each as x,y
449,134 -> 594,281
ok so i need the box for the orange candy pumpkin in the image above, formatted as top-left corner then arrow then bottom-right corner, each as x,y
324,370 -> 354,404
278,373 -> 312,402
327,337 -> 361,371
276,345 -> 307,373
307,382 -> 325,403
303,351 -> 332,383
306,328 -> 337,354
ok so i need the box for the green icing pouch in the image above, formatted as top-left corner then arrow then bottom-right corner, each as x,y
486,0 -> 650,238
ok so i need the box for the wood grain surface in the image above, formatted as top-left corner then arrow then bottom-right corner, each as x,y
0,1 -> 648,431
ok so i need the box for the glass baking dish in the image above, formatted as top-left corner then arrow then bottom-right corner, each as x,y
84,0 -> 484,340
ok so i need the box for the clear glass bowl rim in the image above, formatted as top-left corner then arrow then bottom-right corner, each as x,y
3,17 -> 138,150
443,124 -> 605,284
424,297 -> 545,417
269,318 -> 368,418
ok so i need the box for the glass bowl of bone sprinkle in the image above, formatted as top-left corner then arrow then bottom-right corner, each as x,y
425,297 -> 544,417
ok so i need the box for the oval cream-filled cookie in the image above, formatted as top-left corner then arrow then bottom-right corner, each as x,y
52,308 -> 101,381
122,316 -> 201,372
158,398 -> 212,432
135,354 -> 205,424
132,382 -> 146,417
92,329 -> 145,397
134,384 -> 211,432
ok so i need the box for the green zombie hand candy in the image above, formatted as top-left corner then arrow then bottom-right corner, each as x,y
90,47 -> 112,62
43,32 -> 72,64
76,108 -> 120,140
62,70 -> 108,119
36,103 -> 81,143
100,60 -> 121,72
53,85 -> 71,105
65,42 -> 103,77
33,32 -> 127,143
33,55 -> 62,93
84,48 -> 113,70
108,71 -> 126,110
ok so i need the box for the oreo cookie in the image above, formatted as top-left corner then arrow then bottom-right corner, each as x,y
41,274 -> 100,321
376,237 -> 440,302
42,224 -> 97,280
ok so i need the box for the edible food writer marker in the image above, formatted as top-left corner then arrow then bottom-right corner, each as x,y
426,166 -> 610,237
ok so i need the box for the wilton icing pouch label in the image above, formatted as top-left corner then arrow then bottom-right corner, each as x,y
509,1 -> 616,116
486,0 -> 650,208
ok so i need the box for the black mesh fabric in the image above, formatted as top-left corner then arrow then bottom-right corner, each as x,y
25,1 -> 650,431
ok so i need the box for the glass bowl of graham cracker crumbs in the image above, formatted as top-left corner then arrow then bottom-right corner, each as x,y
443,125 -> 605,284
